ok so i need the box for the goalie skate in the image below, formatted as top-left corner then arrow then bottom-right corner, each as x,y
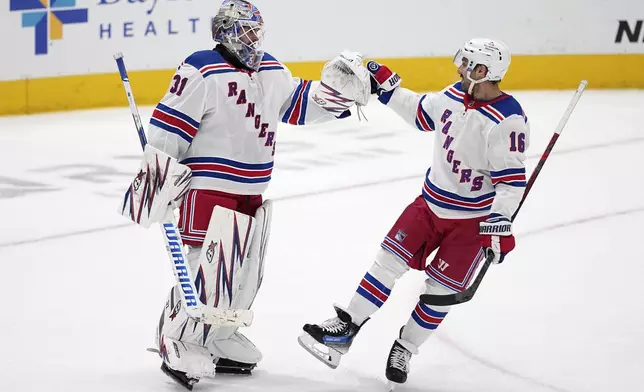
161,362 -> 199,391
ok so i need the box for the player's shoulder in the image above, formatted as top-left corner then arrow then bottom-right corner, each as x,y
440,81 -> 466,104
478,94 -> 528,125
257,52 -> 287,73
182,49 -> 238,78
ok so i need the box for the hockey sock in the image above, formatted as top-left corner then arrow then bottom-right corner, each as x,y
401,278 -> 452,348
347,249 -> 409,325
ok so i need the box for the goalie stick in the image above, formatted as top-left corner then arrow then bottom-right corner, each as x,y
114,52 -> 253,327
420,80 -> 588,307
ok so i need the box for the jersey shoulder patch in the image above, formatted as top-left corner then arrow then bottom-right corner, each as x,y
477,95 -> 528,124
258,52 -> 285,72
183,50 -> 239,78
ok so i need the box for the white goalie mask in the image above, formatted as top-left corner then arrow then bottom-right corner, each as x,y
212,0 -> 265,71
453,38 -> 511,95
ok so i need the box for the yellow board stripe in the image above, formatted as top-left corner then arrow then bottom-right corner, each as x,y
1,54 -> 643,116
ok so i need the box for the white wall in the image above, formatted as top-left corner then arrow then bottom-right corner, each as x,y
2,0 -> 643,81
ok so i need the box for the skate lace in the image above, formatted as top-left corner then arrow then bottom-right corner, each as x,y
390,344 -> 410,371
321,317 -> 347,334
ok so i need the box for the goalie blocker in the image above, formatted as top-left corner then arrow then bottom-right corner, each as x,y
119,144 -> 191,228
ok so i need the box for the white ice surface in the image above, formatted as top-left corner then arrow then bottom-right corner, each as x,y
0,89 -> 643,392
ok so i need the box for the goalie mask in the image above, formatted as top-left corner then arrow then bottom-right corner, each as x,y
212,0 -> 265,71
453,38 -> 511,95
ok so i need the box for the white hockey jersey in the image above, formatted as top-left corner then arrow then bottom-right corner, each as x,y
381,81 -> 530,220
147,49 -> 342,196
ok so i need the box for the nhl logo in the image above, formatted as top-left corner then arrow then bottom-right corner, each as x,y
394,229 -> 407,243
206,240 -> 218,263
133,170 -> 146,191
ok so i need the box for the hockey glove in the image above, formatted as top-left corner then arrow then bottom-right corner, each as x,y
119,144 -> 191,228
366,61 -> 401,95
312,51 -> 371,114
479,214 -> 515,264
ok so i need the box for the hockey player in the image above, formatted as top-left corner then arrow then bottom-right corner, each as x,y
118,1 -> 370,389
299,38 -> 530,388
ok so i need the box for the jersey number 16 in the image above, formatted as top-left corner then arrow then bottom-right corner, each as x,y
509,131 -> 526,153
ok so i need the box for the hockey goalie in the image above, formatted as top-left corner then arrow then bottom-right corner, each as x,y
117,0 -> 370,389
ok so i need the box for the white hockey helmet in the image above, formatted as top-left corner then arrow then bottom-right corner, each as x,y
453,38 -> 511,94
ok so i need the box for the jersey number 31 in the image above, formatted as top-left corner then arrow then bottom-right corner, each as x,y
170,75 -> 188,96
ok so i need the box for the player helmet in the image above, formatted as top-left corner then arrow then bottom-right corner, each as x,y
453,38 -> 511,94
212,0 -> 265,71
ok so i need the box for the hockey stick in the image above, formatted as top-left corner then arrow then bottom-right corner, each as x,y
420,80 -> 588,307
113,52 -> 253,327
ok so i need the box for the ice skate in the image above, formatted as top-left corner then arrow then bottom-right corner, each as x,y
298,305 -> 365,369
385,327 -> 418,390
209,330 -> 262,375
214,358 -> 257,375
161,362 -> 199,391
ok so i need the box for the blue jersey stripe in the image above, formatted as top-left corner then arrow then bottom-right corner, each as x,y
491,167 -> 525,177
425,171 -> 495,203
444,90 -> 464,103
259,66 -> 284,71
476,108 -> 501,124
156,103 -> 200,129
203,69 -> 238,78
423,189 -> 493,212
191,171 -> 271,184
497,181 -> 527,187
181,157 -> 274,170
150,118 -> 192,143
298,81 -> 311,125
281,81 -> 304,123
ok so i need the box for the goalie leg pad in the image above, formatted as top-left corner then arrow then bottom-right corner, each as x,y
209,330 -> 263,367
159,202 -> 271,365
241,199 -> 273,309
158,335 -> 215,379
204,201 -> 272,344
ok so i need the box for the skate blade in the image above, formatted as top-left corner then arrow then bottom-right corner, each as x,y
161,363 -> 196,391
387,380 -> 401,392
297,332 -> 342,369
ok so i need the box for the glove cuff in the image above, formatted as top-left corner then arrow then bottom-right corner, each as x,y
479,218 -> 512,236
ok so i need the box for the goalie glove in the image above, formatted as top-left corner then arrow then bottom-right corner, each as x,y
311,51 -> 371,114
366,61 -> 401,96
479,214 -> 516,264
119,144 -> 191,228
